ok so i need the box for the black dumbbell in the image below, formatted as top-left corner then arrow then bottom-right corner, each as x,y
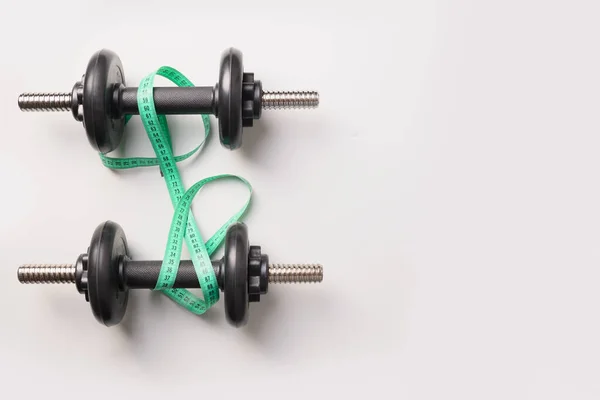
17,221 -> 323,327
18,48 -> 319,152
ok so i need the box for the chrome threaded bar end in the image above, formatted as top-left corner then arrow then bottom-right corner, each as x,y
17,264 -> 76,284
268,264 -> 323,283
18,92 -> 73,112
261,91 -> 319,110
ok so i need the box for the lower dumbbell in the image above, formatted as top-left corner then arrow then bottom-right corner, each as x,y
17,221 -> 323,327
18,47 -> 319,152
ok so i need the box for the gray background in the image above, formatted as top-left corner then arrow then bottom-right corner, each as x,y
2,1 -> 600,398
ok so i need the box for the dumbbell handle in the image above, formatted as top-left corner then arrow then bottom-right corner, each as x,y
123,259 -> 222,289
118,86 -> 216,115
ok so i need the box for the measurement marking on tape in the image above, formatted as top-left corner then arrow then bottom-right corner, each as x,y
101,66 -> 252,314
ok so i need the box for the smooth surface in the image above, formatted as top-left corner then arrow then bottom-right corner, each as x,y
2,1 -> 600,398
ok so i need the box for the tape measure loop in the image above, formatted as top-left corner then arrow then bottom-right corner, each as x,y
99,65 -> 252,315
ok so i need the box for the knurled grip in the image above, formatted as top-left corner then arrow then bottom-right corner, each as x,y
118,86 -> 216,115
122,260 -> 222,289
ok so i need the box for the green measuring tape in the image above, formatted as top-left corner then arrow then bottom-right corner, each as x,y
100,66 -> 252,314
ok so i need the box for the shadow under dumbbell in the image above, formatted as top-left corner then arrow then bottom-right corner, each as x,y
118,289 -> 141,338
147,287 -> 223,324
239,119 -> 274,159
243,294 -> 280,336
100,115 -> 210,176
241,289 -> 332,359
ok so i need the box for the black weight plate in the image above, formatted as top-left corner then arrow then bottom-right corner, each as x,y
82,49 -> 126,154
218,48 -> 244,150
223,222 -> 249,327
88,221 -> 129,327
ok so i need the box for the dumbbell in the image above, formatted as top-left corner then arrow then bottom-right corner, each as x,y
18,48 -> 319,152
17,221 -> 323,327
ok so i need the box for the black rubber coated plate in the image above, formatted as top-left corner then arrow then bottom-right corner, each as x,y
223,222 -> 249,326
88,221 -> 129,327
83,49 -> 126,154
218,48 -> 244,150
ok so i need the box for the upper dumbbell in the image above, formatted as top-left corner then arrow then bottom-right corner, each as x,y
18,48 -> 319,153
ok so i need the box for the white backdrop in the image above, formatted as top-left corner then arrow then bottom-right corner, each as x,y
2,1 -> 600,398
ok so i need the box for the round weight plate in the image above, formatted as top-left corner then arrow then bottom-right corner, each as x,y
218,48 -> 244,150
82,49 -> 126,154
223,222 -> 249,327
87,221 -> 129,327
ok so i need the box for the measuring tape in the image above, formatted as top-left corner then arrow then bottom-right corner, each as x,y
100,66 -> 252,314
